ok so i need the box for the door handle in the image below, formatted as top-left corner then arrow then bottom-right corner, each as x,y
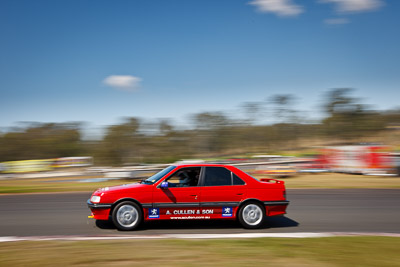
237,193 -> 243,195
190,194 -> 198,199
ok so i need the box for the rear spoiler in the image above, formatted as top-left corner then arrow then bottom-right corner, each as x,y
260,178 -> 285,184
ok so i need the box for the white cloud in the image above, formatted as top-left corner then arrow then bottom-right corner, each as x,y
103,75 -> 142,91
324,18 -> 350,24
319,0 -> 384,13
248,0 -> 304,17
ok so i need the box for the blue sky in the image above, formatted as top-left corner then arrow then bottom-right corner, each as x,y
1,0 -> 399,131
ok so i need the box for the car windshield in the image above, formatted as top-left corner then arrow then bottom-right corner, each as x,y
141,165 -> 176,185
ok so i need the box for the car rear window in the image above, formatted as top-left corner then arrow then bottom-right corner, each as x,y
204,167 -> 245,186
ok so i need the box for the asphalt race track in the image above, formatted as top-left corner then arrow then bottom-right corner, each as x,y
0,189 -> 399,237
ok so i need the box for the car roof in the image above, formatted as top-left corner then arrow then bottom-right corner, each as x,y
172,164 -> 233,168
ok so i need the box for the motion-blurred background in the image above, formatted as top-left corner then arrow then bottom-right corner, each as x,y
2,2 -> 400,266
1,0 -> 400,180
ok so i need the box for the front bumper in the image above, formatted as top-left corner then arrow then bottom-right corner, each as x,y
87,199 -> 112,220
87,199 -> 112,209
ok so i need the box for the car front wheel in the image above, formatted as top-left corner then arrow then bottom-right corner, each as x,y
238,202 -> 265,229
112,201 -> 143,231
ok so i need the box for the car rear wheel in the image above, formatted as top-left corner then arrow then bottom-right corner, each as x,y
238,202 -> 265,229
112,201 -> 143,231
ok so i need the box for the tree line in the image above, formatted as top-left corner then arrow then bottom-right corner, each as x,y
1,88 -> 399,165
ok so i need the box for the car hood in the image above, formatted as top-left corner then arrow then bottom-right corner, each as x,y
94,182 -> 150,194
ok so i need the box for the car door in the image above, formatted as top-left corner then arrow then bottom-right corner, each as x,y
151,167 -> 201,219
199,166 -> 247,218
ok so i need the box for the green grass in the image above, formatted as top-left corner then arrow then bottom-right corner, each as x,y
0,237 -> 399,266
0,175 -> 130,194
1,173 -> 400,194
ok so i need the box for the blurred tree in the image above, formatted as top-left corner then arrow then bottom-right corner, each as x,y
94,118 -> 142,165
158,119 -> 174,136
192,112 -> 230,130
322,88 -> 385,141
268,94 -> 297,123
267,94 -> 299,149
241,102 -> 264,125
191,112 -> 232,155
0,123 -> 82,161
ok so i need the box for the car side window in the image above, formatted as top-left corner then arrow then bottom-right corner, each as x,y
165,167 -> 201,187
204,167 -> 245,186
232,173 -> 245,185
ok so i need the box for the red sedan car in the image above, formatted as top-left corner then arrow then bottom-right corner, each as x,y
87,164 -> 289,230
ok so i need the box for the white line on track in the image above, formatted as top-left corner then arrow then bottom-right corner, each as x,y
1,232 -> 400,242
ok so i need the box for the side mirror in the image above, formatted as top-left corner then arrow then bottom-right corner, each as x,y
160,181 -> 169,189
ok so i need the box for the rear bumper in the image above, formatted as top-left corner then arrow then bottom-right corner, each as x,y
264,200 -> 289,216
264,201 -> 290,206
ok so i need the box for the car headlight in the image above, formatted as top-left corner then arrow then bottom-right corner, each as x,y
90,195 -> 101,203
